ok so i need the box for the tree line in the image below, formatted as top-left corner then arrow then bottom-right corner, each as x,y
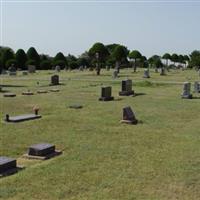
0,43 -> 200,75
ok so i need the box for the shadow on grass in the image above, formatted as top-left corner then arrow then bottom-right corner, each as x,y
134,93 -> 146,97
0,84 -> 26,88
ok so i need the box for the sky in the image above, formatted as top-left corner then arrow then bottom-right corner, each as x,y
1,0 -> 200,58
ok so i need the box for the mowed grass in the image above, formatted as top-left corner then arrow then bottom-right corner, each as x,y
0,69 -> 200,200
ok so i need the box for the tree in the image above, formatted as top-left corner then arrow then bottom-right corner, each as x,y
128,50 -> 142,72
15,49 -> 27,70
183,55 -> 190,68
162,53 -> 171,67
6,59 -> 17,69
112,45 -> 129,73
27,47 -> 40,67
40,60 -> 52,70
1,48 -> 15,69
89,42 -> 109,75
171,53 -> 179,66
189,50 -> 200,69
53,52 -> 67,69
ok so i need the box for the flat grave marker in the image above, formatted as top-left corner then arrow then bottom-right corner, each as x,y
23,143 -> 62,160
3,93 -> 16,97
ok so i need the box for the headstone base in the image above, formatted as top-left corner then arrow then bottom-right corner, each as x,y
120,119 -> 138,125
181,94 -> 193,99
119,91 -> 135,96
37,90 -> 48,94
50,89 -> 60,92
99,96 -> 114,101
143,75 -> 150,78
23,150 -> 62,160
22,92 -> 34,95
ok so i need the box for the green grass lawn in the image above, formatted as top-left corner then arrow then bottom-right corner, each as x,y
0,68 -> 200,200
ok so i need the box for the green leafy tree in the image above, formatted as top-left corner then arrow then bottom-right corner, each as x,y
162,53 -> 171,67
171,53 -> 179,66
189,50 -> 200,69
53,52 -> 67,69
40,60 -> 52,70
27,47 -> 40,67
15,49 -> 27,70
6,59 -> 17,69
112,45 -> 129,73
128,50 -> 142,72
1,48 -> 15,69
89,42 -> 109,75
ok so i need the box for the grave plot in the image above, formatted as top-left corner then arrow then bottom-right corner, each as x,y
0,156 -> 23,177
119,79 -> 135,96
23,143 -> 62,160
120,106 -> 138,125
99,86 -> 114,101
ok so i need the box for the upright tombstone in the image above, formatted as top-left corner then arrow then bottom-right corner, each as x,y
55,65 -> 61,72
0,156 -> 18,176
182,82 -> 192,99
99,86 -> 114,101
160,67 -> 166,76
51,75 -> 59,85
194,81 -> 200,93
8,65 -> 17,76
119,79 -> 134,96
112,70 -> 118,79
28,65 -> 36,73
143,69 -> 150,78
120,106 -> 138,125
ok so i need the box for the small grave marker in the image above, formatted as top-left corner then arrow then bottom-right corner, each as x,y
23,143 -> 62,160
120,106 -> 138,125
3,93 -> 16,97
143,69 -> 150,78
194,81 -> 200,93
28,65 -> 36,73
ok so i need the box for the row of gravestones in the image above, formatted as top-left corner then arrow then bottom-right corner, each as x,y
182,81 -> 200,99
112,68 -> 166,79
0,143 -> 62,177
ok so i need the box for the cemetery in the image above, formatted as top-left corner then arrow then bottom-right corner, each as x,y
0,67 -> 200,199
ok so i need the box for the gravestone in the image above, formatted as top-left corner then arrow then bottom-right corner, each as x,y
55,65 -> 61,72
69,105 -> 83,109
99,86 -> 114,101
120,106 -> 138,124
28,65 -> 36,73
50,88 -> 59,92
9,71 -> 17,76
51,75 -> 59,85
8,65 -> 16,73
0,156 -> 17,175
3,93 -> 16,97
5,113 -> 41,122
1,69 -> 7,75
112,70 -> 118,79
119,79 -> 134,96
22,91 -> 34,95
24,143 -> 62,160
79,66 -> 84,71
160,68 -> 166,76
37,90 -> 48,94
182,82 -> 192,99
143,69 -> 150,78
194,81 -> 200,93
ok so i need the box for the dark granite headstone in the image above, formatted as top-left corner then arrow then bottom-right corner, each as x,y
28,143 -> 55,156
99,86 -> 114,101
182,82 -> 192,99
119,79 -> 134,96
51,75 -> 59,85
0,156 -> 16,174
121,106 -> 138,124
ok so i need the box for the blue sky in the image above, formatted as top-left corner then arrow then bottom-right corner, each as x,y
1,1 -> 200,57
